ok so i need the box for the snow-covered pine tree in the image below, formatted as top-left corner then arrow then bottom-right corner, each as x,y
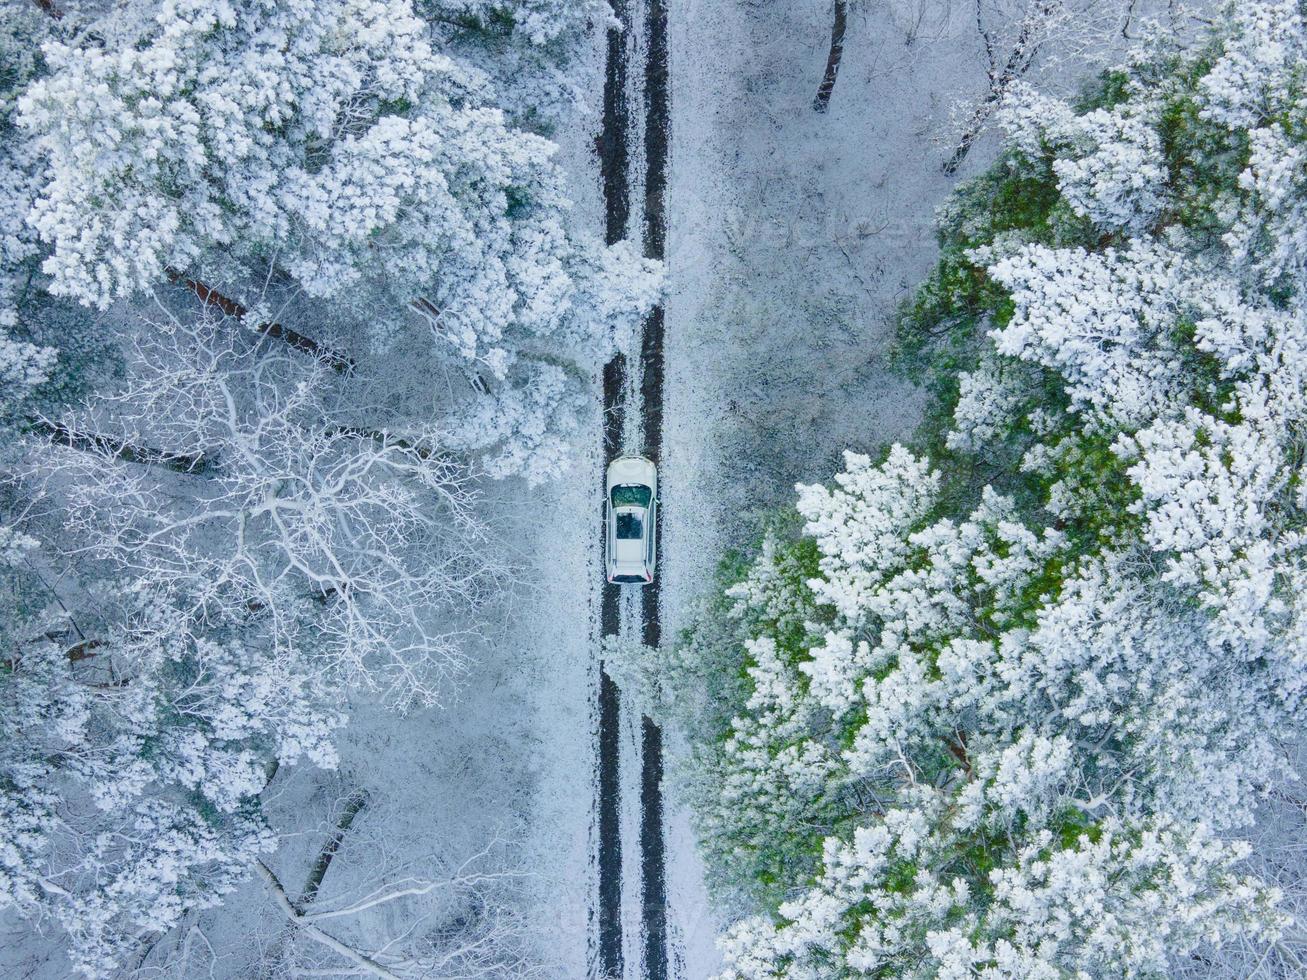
0,6 -> 56,401
420,0 -> 616,126
19,0 -> 659,480
666,2 -> 1307,975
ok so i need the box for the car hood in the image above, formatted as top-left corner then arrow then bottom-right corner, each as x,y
607,455 -> 656,490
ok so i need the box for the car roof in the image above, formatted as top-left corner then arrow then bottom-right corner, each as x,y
612,538 -> 645,562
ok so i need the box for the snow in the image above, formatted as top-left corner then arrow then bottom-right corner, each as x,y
663,0 -> 973,619
506,466 -> 606,975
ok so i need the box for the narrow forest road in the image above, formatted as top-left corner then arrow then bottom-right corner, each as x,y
595,0 -> 670,977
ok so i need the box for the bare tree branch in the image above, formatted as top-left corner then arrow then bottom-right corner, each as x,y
944,0 -> 1057,174
46,312 -> 493,708
253,860 -> 401,980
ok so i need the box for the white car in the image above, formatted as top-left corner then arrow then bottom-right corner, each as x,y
606,455 -> 658,585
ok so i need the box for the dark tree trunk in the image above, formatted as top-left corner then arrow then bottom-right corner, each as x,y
326,424 -> 457,466
65,639 -> 102,662
33,417 -> 215,474
813,0 -> 848,113
299,790 -> 369,909
166,269 -> 355,374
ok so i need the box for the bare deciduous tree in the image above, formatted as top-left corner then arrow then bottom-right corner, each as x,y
37,301 -> 500,709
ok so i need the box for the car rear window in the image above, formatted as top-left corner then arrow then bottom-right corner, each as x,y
611,484 -> 651,507
616,513 -> 643,539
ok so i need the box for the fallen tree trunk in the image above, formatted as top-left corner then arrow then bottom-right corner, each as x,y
166,269 -> 355,374
254,859 -> 400,980
32,417 -> 215,474
300,790 -> 370,907
258,790 -> 376,978
813,0 -> 848,113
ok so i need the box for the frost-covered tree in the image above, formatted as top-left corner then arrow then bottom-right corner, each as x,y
427,0 -> 610,51
248,833 -> 542,979
2,295 -> 503,974
19,0 -> 658,479
661,2 -> 1307,976
942,0 -> 1190,174
0,476 -> 346,976
0,7 -> 57,404
420,0 -> 615,125
0,603 -> 340,976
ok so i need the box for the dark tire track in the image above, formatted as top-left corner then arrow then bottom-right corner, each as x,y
597,0 -> 631,973
638,0 -> 669,974
601,0 -> 631,247
597,0 -> 670,974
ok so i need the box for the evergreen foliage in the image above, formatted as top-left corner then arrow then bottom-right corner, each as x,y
669,3 -> 1307,975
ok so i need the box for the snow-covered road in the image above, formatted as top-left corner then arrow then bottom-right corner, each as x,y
595,0 -> 672,975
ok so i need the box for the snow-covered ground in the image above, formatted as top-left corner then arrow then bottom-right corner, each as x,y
664,0 -> 992,611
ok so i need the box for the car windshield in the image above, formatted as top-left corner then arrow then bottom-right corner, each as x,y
611,484 -> 651,507
615,512 -> 643,539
